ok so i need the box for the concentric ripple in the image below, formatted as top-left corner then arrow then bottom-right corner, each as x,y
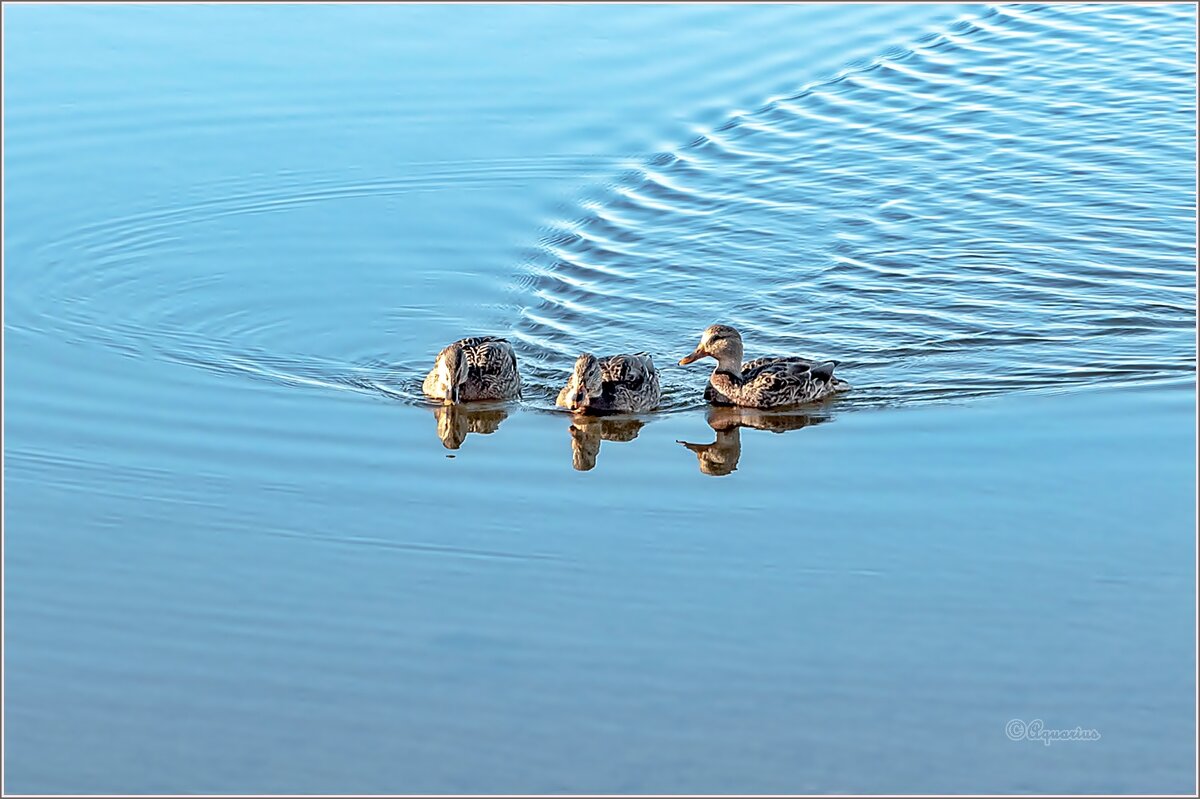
511,3 -> 1196,409
5,156 -> 622,400
5,4 -> 1195,413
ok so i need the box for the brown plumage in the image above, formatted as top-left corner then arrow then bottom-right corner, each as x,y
679,324 -> 849,409
556,352 -> 661,414
423,336 -> 521,404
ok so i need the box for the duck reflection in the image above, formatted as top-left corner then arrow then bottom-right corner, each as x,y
568,416 -> 646,471
430,402 -> 510,450
677,406 -> 829,476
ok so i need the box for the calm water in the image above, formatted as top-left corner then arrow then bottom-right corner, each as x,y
3,3 -> 1196,794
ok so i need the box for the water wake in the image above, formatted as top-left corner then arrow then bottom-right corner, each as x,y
8,4 -> 1194,412
508,3 -> 1196,409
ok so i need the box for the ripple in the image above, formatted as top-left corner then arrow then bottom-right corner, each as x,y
5,5 -> 1195,413
509,3 -> 1196,408
5,156 -> 622,404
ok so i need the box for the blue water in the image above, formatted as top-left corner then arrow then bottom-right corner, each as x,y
3,3 -> 1196,794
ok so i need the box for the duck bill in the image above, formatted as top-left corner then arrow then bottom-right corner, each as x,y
679,349 -> 705,366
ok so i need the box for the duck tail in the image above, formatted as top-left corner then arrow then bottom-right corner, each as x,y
810,360 -> 839,382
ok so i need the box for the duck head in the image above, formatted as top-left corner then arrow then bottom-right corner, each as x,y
557,353 -> 604,411
679,324 -> 745,372
435,345 -> 469,404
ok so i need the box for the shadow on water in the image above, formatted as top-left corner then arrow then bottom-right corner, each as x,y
428,401 -> 512,450
677,405 -> 831,476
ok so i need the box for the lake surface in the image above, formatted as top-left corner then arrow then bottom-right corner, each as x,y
3,3 -> 1196,794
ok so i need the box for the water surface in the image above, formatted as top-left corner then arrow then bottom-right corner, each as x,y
3,3 -> 1196,794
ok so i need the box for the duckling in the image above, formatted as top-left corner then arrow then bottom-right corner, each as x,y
423,336 -> 521,404
679,324 -> 849,409
556,352 -> 661,414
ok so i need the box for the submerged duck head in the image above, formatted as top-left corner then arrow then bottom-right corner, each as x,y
433,345 -> 470,404
558,352 -> 604,410
679,324 -> 744,372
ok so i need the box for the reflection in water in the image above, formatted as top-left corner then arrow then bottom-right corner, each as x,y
429,402 -> 511,450
678,429 -> 742,477
568,416 -> 646,472
677,406 -> 829,476
428,402 -> 829,470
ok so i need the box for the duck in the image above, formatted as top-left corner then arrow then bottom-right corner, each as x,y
423,336 -> 521,404
555,352 -> 661,414
679,324 -> 849,409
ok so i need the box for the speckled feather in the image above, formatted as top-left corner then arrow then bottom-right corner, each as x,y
684,324 -> 849,409
423,336 -> 521,402
557,352 -> 661,413
705,357 -> 845,408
